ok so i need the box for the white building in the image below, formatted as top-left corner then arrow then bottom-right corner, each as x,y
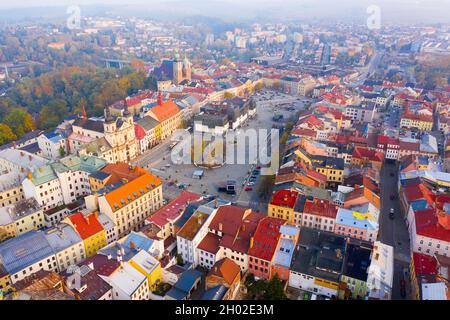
98,213 -> 118,245
37,132 -> 68,160
102,263 -> 149,300
44,224 -> 86,271
0,149 -> 48,174
366,241 -> 394,300
22,155 -> 107,211
176,205 -> 219,267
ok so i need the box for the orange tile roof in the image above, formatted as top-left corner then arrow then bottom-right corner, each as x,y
177,210 -> 210,241
208,258 -> 240,286
100,163 -> 146,185
68,212 -> 104,240
104,170 -> 161,212
149,100 -> 180,123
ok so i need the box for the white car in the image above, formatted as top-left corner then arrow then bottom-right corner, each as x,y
247,182 -> 255,186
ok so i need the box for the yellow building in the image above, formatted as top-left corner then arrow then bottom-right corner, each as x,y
90,164 -> 163,238
0,184 -> 24,208
128,250 -> 162,291
400,115 -> 433,131
294,148 -> 344,186
0,198 -> 44,242
268,190 -> 300,225
65,211 -> 107,257
146,100 -> 182,140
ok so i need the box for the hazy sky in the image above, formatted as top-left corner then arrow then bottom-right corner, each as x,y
0,0 -> 449,23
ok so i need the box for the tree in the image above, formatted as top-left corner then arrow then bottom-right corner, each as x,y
3,108 -> 36,138
0,124 -> 16,145
255,82 -> 264,91
39,99 -> 69,129
59,145 -> 66,158
131,59 -> 145,71
176,254 -> 184,266
264,274 -> 287,300
257,175 -> 275,199
224,91 -> 234,99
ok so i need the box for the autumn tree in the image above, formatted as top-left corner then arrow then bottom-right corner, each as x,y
224,91 -> 234,99
0,124 -> 16,145
3,108 -> 36,137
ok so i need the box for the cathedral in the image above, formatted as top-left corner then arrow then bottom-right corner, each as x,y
153,52 -> 191,85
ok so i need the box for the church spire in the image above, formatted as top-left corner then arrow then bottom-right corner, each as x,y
123,99 -> 131,117
81,103 -> 87,119
104,106 -> 113,123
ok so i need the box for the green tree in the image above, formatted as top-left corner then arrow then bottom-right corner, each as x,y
39,99 -> 69,129
264,274 -> 287,300
59,145 -> 66,158
3,108 -> 36,137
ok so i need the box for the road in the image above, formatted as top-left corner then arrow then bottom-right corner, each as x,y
379,161 -> 412,300
349,49 -> 384,87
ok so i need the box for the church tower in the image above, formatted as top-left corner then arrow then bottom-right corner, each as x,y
104,106 -> 116,133
172,52 -> 183,85
183,54 -> 191,82
123,99 -> 134,125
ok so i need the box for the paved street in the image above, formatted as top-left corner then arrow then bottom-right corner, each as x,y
133,91 -> 307,209
379,161 -> 411,300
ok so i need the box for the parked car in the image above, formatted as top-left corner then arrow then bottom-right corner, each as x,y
247,182 -> 255,186
245,187 -> 253,191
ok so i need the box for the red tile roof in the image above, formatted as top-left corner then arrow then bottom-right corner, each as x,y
404,185 -> 425,202
291,128 -> 317,138
352,146 -> 385,162
146,191 -> 202,227
68,212 -> 104,240
248,217 -> 285,261
270,190 -> 299,208
415,209 -> 450,243
413,252 -> 438,276
399,140 -> 420,152
303,199 -> 338,218
134,124 -> 146,140
220,211 -> 264,254
197,232 -> 221,254
209,206 -> 249,236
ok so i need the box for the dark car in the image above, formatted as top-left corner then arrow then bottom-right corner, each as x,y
390,172 -> 395,177
390,194 -> 396,200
